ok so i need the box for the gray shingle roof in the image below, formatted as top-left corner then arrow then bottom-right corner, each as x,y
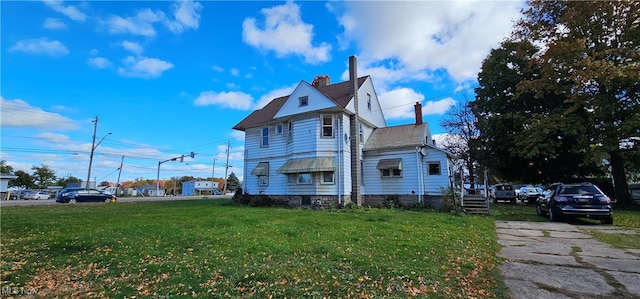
363,123 -> 429,151
232,76 -> 369,131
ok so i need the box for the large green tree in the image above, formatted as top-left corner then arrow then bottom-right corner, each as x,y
0,160 -> 13,174
474,39 -> 601,184
225,172 -> 240,193
514,0 -> 640,204
10,170 -> 35,189
31,164 -> 57,189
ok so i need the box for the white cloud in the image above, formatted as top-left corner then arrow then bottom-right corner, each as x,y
377,89 -> 456,120
211,65 -> 224,72
336,1 -> 522,82
9,38 -> 69,57
43,18 -> 67,30
226,82 -> 240,89
242,1 -> 331,64
87,57 -> 111,69
37,132 -> 72,142
254,85 -> 296,109
104,9 -> 163,37
230,68 -> 239,77
194,91 -> 254,110
42,0 -> 87,21
103,1 -> 202,37
118,56 -> 173,79
121,40 -> 144,54
378,88 -> 425,120
0,97 -> 78,130
423,97 -> 456,115
164,0 -> 203,33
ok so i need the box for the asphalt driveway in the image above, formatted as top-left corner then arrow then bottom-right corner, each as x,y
496,221 -> 640,299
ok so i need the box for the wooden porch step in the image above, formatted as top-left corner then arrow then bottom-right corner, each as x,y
461,196 -> 490,215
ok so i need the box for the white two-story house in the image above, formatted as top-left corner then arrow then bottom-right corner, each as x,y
233,56 -> 453,207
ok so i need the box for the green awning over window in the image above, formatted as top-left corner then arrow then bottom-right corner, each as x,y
376,158 -> 402,170
277,157 -> 335,174
251,162 -> 269,176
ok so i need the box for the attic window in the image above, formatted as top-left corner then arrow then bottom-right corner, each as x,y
367,93 -> 371,111
299,96 -> 308,107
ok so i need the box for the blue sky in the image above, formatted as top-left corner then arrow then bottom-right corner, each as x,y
1,0 -> 524,184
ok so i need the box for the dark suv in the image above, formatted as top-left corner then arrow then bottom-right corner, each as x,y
536,182 -> 612,224
56,188 -> 117,203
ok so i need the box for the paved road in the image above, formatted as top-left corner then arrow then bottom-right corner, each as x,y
497,221 -> 640,299
0,195 -> 230,207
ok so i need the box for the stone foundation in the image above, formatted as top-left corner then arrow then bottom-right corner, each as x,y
242,194 -> 445,209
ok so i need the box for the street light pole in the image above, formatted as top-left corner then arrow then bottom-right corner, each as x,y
156,152 -> 196,196
86,116 -> 111,188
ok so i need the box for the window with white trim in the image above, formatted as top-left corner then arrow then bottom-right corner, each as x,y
288,121 -> 293,143
321,115 -> 334,138
299,96 -> 308,107
428,162 -> 441,175
359,124 -> 364,143
378,158 -> 402,178
276,123 -> 283,134
298,173 -> 312,184
367,93 -> 371,111
321,171 -> 334,184
261,127 -> 269,147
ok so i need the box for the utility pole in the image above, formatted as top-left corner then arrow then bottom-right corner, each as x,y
222,140 -> 231,195
86,116 -> 98,188
115,155 -> 124,196
211,157 -> 216,195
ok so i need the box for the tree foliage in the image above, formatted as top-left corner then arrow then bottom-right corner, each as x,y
440,97 -> 480,188
474,1 -> 639,204
55,176 -> 81,188
10,170 -> 35,189
225,172 -> 240,192
1,160 -> 13,174
31,164 -> 57,189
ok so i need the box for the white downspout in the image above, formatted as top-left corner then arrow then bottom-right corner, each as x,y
338,117 -> 342,205
416,147 -> 423,204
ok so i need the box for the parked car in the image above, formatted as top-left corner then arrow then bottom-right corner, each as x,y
489,183 -> 516,204
512,184 -> 528,198
23,191 -> 50,200
517,186 -> 541,205
56,188 -> 117,203
536,182 -> 612,224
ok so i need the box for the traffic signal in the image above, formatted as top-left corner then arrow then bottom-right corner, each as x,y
190,151 -> 195,158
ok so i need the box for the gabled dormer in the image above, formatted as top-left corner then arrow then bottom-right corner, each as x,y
274,81 -> 338,119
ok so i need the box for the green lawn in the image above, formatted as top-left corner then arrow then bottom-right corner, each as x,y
1,199 -> 508,298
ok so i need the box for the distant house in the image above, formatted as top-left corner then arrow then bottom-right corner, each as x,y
233,56 -> 453,207
182,180 -> 219,196
1,173 -> 18,200
139,185 -> 165,197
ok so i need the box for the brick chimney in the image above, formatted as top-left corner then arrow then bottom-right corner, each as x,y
312,75 -> 330,87
414,102 -> 423,125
